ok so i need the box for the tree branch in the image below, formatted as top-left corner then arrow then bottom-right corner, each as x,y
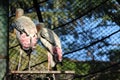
33,0 -> 43,22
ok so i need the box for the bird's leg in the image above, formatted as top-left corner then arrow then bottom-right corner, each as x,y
52,74 -> 56,80
48,53 -> 50,71
28,54 -> 31,71
18,48 -> 22,71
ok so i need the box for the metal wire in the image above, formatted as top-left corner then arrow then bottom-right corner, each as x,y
9,0 -> 120,79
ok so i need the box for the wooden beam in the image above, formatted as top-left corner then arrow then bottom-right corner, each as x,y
11,71 -> 75,74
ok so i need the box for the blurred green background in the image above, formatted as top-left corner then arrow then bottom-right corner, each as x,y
0,1 -> 7,79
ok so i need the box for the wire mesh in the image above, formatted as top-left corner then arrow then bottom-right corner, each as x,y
9,0 -> 120,79
0,5 -> 7,80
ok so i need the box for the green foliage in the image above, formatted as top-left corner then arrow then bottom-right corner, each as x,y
9,33 -> 48,71
108,49 -> 120,62
9,0 -> 33,12
61,59 -> 120,80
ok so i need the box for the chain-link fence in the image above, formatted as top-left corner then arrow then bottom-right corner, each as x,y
9,0 -> 120,80
0,3 -> 7,80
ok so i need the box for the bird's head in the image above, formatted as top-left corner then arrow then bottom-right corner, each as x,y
15,8 -> 24,19
36,23 -> 45,33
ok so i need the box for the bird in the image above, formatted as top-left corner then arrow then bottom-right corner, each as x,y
36,23 -> 63,71
12,8 -> 38,71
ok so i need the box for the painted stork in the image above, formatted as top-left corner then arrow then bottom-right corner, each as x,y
36,23 -> 63,71
12,8 -> 38,71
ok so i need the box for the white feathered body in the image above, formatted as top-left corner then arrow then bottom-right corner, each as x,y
15,16 -> 37,50
38,27 -> 62,69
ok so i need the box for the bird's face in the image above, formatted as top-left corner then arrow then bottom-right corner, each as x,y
15,8 -> 24,19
